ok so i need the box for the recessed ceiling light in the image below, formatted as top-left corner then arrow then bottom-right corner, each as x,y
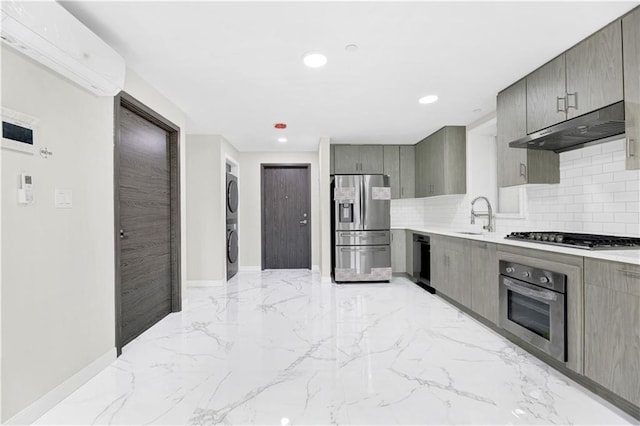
278,137 -> 288,143
418,95 -> 438,105
345,44 -> 359,52
303,52 -> 327,68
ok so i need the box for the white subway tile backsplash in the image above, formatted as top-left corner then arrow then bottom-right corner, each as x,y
603,161 -> 625,173
593,212 -> 614,222
614,212 -> 640,224
614,191 -> 639,202
603,202 -> 627,213
602,181 -> 626,193
592,173 -> 613,184
392,139 -> 638,237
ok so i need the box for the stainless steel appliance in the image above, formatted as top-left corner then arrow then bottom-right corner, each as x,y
413,234 -> 434,293
505,231 -> 640,250
508,101 -> 625,153
499,260 -> 567,362
332,175 -> 391,283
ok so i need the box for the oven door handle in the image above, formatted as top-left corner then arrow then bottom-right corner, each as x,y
503,279 -> 557,302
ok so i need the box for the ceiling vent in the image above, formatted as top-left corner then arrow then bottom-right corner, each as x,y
1,1 -> 125,96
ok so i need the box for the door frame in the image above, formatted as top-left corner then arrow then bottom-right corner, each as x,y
113,91 -> 182,355
260,163 -> 312,270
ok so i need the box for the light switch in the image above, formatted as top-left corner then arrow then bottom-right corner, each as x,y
55,189 -> 72,208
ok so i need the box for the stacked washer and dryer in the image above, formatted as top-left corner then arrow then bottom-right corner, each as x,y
226,172 -> 239,280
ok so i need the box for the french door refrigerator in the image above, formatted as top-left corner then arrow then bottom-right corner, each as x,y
332,174 -> 391,283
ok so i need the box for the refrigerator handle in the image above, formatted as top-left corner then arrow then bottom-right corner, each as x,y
361,176 -> 365,227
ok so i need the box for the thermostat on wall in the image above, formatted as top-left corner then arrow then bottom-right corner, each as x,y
2,107 -> 38,155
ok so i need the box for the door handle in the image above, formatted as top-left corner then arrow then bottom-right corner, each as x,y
627,137 -> 636,158
556,96 -> 566,113
566,92 -> 578,110
299,219 -> 308,225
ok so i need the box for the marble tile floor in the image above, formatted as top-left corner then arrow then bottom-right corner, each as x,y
36,270 -> 634,425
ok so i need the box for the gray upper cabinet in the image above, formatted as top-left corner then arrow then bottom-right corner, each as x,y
565,21 -> 623,120
526,55 -> 567,133
399,145 -> 415,198
359,145 -> 384,174
498,79 -> 560,187
526,21 -> 623,134
333,145 -> 384,174
333,145 -> 360,174
584,259 -> 640,406
415,126 -> 466,197
330,144 -> 335,174
497,79 -> 528,187
415,137 -> 429,197
623,7 -> 640,170
383,145 -> 400,198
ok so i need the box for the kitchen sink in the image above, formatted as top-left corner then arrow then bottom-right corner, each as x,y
457,231 -> 483,235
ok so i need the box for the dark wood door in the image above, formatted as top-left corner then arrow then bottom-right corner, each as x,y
262,165 -> 311,269
118,106 -> 172,346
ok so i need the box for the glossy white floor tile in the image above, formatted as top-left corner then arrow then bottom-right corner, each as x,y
36,271 -> 633,425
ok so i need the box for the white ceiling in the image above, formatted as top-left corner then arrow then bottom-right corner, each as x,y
61,1 -> 637,152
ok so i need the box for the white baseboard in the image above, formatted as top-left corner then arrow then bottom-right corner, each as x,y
239,266 -> 261,272
322,276 -> 332,283
187,280 -> 224,287
6,347 -> 116,425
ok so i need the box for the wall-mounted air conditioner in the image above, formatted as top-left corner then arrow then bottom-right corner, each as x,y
1,0 -> 125,96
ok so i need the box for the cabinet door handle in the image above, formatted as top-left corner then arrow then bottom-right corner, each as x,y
556,96 -> 567,113
477,243 -> 487,249
627,137 -> 636,158
519,163 -> 527,179
566,92 -> 578,110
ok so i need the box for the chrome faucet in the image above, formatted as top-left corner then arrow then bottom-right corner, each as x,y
470,196 -> 494,232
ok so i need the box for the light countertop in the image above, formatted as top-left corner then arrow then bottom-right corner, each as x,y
393,226 -> 640,266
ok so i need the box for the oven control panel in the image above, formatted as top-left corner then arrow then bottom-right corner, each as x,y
499,261 -> 566,293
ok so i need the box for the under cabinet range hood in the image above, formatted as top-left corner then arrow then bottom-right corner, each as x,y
509,101 -> 625,153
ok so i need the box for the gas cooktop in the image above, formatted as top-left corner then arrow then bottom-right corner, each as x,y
505,232 -> 640,250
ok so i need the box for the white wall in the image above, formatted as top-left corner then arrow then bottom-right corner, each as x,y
1,46 -> 114,422
238,152 -> 320,270
318,138 -> 332,279
1,47 -> 187,422
186,135 -> 239,284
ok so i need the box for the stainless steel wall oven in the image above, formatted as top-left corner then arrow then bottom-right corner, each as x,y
499,260 -> 567,362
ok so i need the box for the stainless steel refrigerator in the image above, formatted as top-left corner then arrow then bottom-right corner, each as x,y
332,175 -> 391,283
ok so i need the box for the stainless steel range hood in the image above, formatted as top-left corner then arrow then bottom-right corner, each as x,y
509,101 -> 625,153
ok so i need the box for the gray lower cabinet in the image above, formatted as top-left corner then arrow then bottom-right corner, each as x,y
399,145 -> 415,198
390,229 -> 406,274
497,79 -> 559,187
584,259 -> 640,406
415,126 -> 466,197
383,145 -> 400,199
623,7 -> 640,170
431,235 -> 471,308
333,145 -> 384,174
470,241 -> 498,324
